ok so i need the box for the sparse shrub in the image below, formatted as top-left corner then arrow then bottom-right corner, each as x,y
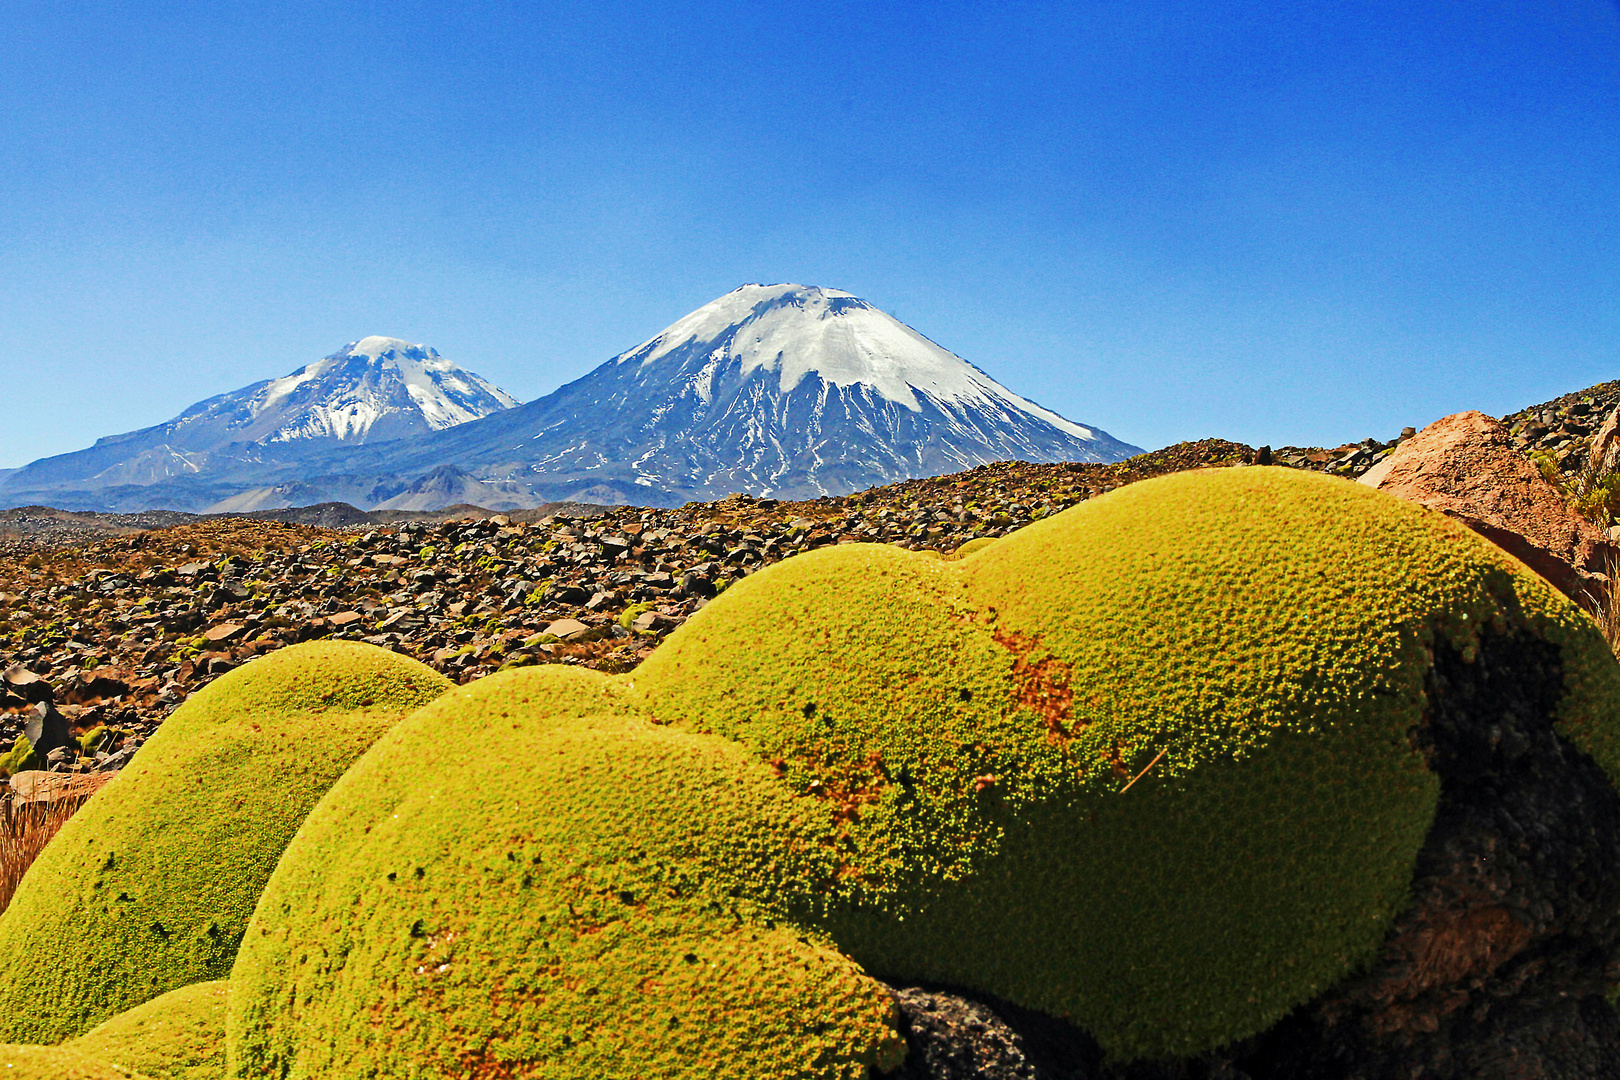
1572,471 -> 1620,525
617,601 -> 656,630
0,736 -> 37,778
1530,450 -> 1562,487
0,796 -> 81,916
1587,554 -> 1620,662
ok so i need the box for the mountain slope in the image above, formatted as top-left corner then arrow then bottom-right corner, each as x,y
360,284 -> 1140,505
3,288 -> 1140,512
0,338 -> 517,509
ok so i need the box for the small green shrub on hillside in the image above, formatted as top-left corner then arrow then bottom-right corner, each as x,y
227,667 -> 904,1080
1530,450 -> 1562,487
0,734 -> 37,777
0,642 -> 450,1043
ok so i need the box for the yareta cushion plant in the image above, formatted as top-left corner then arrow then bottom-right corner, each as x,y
227,666 -> 905,1080
627,466 -> 1620,1059
0,1045 -> 138,1079
102,467 -> 1620,1073
0,641 -> 450,1043
68,980 -> 230,1080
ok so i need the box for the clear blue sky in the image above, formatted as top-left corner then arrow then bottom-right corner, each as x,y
2,1 -> 1616,469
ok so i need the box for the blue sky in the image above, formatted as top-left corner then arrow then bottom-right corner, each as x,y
2,1 -> 1616,469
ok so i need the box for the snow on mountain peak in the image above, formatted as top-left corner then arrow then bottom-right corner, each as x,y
614,283 -> 1092,439
349,335 -> 425,358
249,337 -> 519,443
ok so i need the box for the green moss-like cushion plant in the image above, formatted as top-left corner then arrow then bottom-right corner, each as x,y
227,666 -> 904,1079
627,466 -> 1620,1059
0,1045 -> 139,1079
68,981 -> 228,1080
0,642 -> 450,1043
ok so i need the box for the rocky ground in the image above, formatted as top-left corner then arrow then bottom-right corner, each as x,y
0,436 -> 1362,773
0,406 -> 1527,779
0,500 -> 613,557
1502,382 -> 1620,473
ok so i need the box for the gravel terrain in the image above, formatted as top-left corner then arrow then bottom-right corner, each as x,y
0,413 -> 1513,776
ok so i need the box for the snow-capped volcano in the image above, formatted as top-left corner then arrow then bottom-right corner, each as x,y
618,284 -> 1098,435
0,338 -> 518,510
355,283 -> 1142,506
1,291 -> 1141,513
233,337 -> 519,444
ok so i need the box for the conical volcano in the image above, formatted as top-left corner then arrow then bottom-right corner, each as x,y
387,283 -> 1141,506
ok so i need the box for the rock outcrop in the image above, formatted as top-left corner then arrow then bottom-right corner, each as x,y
1359,410 -> 1612,610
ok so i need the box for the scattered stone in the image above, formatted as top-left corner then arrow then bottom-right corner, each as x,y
63,667 -> 130,706
887,986 -> 1076,1079
203,623 -> 247,644
1360,411 -> 1613,610
23,700 -> 71,760
3,664 -> 53,704
543,619 -> 592,642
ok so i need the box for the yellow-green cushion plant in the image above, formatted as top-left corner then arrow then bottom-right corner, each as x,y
226,667 -> 904,1079
948,535 -> 997,560
69,981 -> 228,1080
0,642 -> 450,1043
628,466 -> 1620,1059
0,1045 -> 139,1079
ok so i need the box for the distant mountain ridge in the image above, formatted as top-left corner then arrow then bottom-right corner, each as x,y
0,286 -> 1141,512
0,338 -> 517,507
328,284 -> 1142,507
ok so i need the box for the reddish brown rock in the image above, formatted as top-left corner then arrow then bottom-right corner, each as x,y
1590,404 -> 1620,475
1,665 -> 53,705
1359,410 -> 1613,610
62,667 -> 130,706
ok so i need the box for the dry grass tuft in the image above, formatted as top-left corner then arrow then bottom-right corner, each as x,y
1586,554 -> 1620,662
0,793 -> 85,915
